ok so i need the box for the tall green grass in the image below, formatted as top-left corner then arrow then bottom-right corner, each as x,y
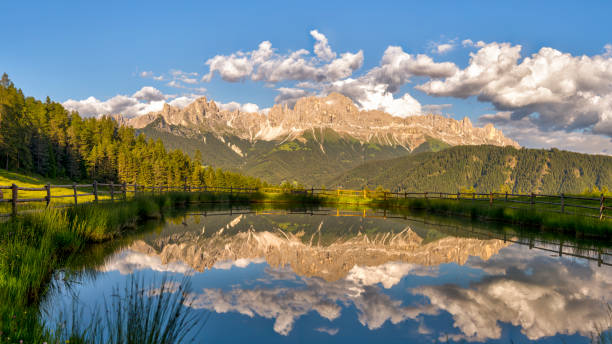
50,275 -> 204,344
367,198 -> 612,238
591,304 -> 612,344
0,191 -> 251,343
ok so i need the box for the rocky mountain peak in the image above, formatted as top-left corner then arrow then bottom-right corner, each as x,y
124,93 -> 520,149
461,116 -> 473,128
125,225 -> 511,281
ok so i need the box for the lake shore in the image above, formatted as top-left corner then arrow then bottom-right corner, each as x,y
1,190 -> 610,342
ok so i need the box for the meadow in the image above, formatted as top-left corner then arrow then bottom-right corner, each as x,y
0,191 -> 265,343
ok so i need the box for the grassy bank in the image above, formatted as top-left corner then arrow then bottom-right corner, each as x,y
0,191 -> 262,343
1,189 -> 609,342
315,194 -> 612,238
0,171 -> 108,213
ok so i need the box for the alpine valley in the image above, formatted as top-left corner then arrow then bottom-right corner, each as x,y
114,93 -> 519,186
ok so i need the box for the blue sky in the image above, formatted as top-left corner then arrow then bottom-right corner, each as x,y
2,1 -> 612,153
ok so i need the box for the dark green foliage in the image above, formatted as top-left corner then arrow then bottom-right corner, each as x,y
332,145 -> 612,194
142,125 -> 411,185
140,120 -> 248,169
0,74 -> 264,189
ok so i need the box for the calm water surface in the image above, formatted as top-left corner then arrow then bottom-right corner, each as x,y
42,206 -> 612,343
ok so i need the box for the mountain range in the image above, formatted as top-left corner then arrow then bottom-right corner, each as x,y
119,211 -> 509,282
113,93 -> 519,186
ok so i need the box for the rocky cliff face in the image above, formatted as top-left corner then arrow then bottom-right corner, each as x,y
123,93 -> 519,150
127,225 -> 510,282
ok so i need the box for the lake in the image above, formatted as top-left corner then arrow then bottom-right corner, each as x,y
42,205 -> 612,343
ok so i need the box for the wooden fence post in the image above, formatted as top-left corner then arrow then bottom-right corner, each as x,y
489,192 -> 493,207
123,182 -> 127,200
457,192 -> 460,200
135,184 -> 139,196
93,180 -> 98,203
424,192 -> 428,200
404,191 -> 407,199
11,184 -> 17,217
383,191 -> 387,201
73,182 -> 78,205
110,183 -> 114,201
505,192 -> 508,202
531,193 -> 535,206
560,193 -> 565,213
472,192 -> 475,202
601,194 -> 606,221
45,184 -> 51,207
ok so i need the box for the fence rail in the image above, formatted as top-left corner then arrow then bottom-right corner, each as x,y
0,182 -> 609,221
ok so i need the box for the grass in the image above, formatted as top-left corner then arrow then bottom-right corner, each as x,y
0,191 -> 254,343
50,274 -> 204,344
375,198 -> 612,238
309,193 -> 612,238
591,304 -> 612,344
0,170 -> 110,215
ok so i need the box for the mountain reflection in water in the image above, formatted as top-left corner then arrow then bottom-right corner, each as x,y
45,207 -> 612,343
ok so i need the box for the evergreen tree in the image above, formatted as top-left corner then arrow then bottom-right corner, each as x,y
0,73 -> 267,189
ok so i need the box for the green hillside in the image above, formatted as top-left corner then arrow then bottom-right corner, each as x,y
244,128 -> 410,185
410,137 -> 451,154
140,125 -> 411,186
330,145 -> 612,194
140,119 -> 248,168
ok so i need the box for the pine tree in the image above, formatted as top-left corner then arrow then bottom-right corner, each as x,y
0,73 -> 266,188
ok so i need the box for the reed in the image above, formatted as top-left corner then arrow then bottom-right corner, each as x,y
0,192 -> 236,343
48,275 -> 204,344
591,304 -> 612,344
371,198 -> 612,238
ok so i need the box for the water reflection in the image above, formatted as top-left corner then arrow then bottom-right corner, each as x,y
416,246 -> 612,341
45,207 -> 612,343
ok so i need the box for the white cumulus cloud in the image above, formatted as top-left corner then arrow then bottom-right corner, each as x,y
132,86 -> 168,102
479,112 -> 612,155
436,43 -> 454,54
217,101 -> 261,113
274,87 -> 315,107
417,41 -> 612,137
311,29 -> 336,61
416,247 -> 612,342
63,86 -> 205,117
604,43 -> 612,58
203,31 -> 363,84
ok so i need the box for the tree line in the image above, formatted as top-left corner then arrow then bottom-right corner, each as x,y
0,73 -> 265,188
334,144 -> 612,194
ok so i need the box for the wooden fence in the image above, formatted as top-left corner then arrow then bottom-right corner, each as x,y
0,182 -> 258,217
0,182 -> 609,221
371,190 -> 609,220
254,188 -> 609,220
